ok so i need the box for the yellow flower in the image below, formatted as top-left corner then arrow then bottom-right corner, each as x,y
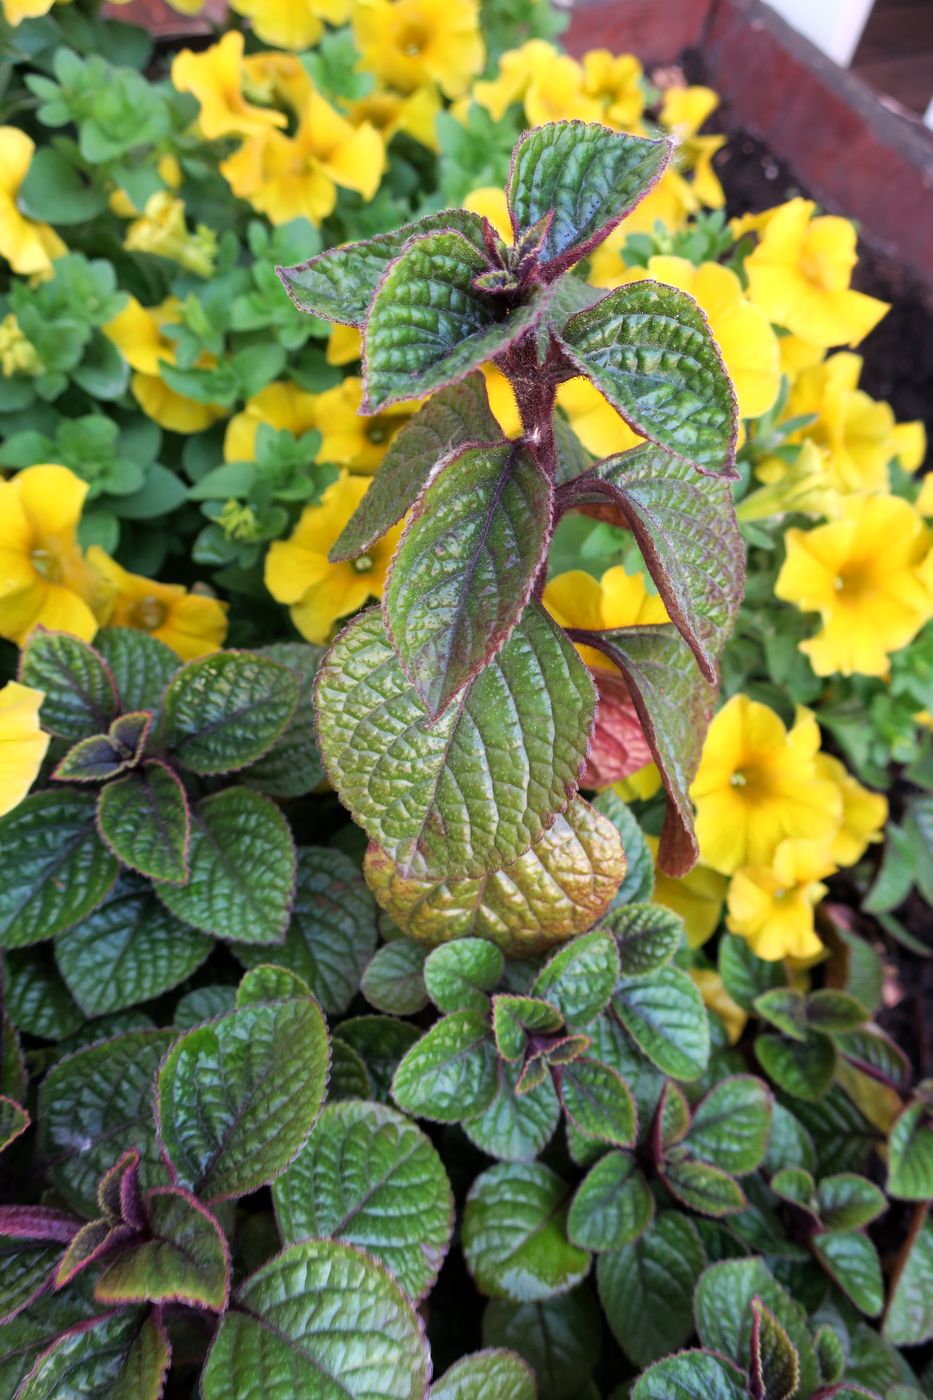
326,324 -> 363,367
109,153 -> 183,219
229,0 -> 350,50
727,838 -> 835,962
221,89 -> 384,227
241,52 -> 314,115
815,753 -> 887,867
892,421 -> 926,473
352,0 -> 484,99
690,969 -> 747,1045
0,127 -> 67,277
738,440 -> 841,523
313,376 -> 413,473
102,296 -> 226,435
612,764 -> 662,801
0,682 -> 50,819
556,377 -> 645,459
88,548 -> 227,661
659,86 -> 726,208
463,187 -> 512,245
612,258 -> 781,420
645,835 -> 727,949
349,86 -> 441,151
690,695 -> 842,876
582,50 -> 645,131
777,333 -> 825,382
917,474 -> 933,517
224,380 -> 320,462
2,0 -> 57,22
775,493 -> 932,677
265,473 -> 403,643
124,193 -> 217,279
744,198 -> 889,347
171,32 -> 288,141
0,314 -> 42,378
0,465 -> 104,644
482,366 -> 522,438
542,565 -> 668,670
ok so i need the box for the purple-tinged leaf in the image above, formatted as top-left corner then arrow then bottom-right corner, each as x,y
18,629 -> 118,741
52,734 -> 130,784
95,627 -> 179,714
94,1187 -> 230,1311
107,711 -> 151,763
581,667 -> 653,787
54,1219 -> 136,1289
811,1231 -> 883,1316
556,1058 -> 637,1147
750,1297 -> 801,1400
660,1154 -> 747,1217
568,1151 -> 654,1252
97,760 -> 190,884
0,1208 -> 79,1244
0,1098 -> 30,1155
836,1025 -> 911,1091
97,1148 -> 144,1228
16,1308 -> 170,1400
492,994 -> 563,1062
633,1349 -> 749,1400
883,1205 -> 933,1346
385,440 -> 553,716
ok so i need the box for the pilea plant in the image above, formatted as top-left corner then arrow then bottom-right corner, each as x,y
278,118 -> 745,950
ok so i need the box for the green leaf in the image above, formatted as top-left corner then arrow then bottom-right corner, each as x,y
604,902 -> 684,976
580,443 -> 744,681
385,441 -> 552,716
507,122 -> 670,274
686,1075 -> 773,1174
694,1256 -> 820,1398
558,280 -> 738,477
277,208 -> 492,326
235,846 -> 376,1015
612,963 -> 710,1080
55,884 -> 211,1016
273,1099 -> 452,1302
240,643 -> 324,798
597,1211 -> 705,1365
39,1030 -> 174,1216
3,949 -> 83,1039
53,732 -> 134,784
236,964 -> 311,1007
336,1017 -> 421,1104
593,788 -> 654,904
532,929 -> 620,1027
156,787 -> 296,945
633,1351 -> 749,1400
201,1240 -> 429,1399
568,1151 -> 654,1251
94,628 -> 178,713
390,1009 -> 498,1122
330,373 -> 499,563
19,630 -> 117,740
887,1100 -> 933,1200
834,1027 -> 910,1093
806,991 -> 869,1035
492,994 -> 563,1061
584,623 -> 716,877
755,989 -> 807,1040
817,1175 -> 887,1231
755,1032 -> 837,1102
362,229 -> 544,411
361,940 -> 428,1015
719,933 -> 787,1013
883,1209 -> 933,1346
423,938 -> 505,1013
430,1349 -> 536,1400
662,1155 -> 747,1216
19,146 -> 108,224
812,1324 -> 846,1384
812,1231 -> 883,1316
557,1059 -> 636,1146
0,1098 -> 29,1154
364,795 -> 624,954
95,1187 -> 229,1310
0,1239 -> 65,1326
462,1162 -> 589,1302
0,791 -> 117,947
96,761 -> 189,883
328,1039 -> 372,1101
16,1309 -> 169,1400
482,1289 -> 602,1400
156,996 -> 329,1202
462,1058 -> 561,1163
162,652 -> 299,775
317,604 -> 595,880
762,1104 -> 816,1175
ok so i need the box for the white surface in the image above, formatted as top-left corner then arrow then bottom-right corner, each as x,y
925,93 -> 933,129
763,0 -> 876,67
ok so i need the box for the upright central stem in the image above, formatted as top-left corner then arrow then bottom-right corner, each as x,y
498,333 -> 559,482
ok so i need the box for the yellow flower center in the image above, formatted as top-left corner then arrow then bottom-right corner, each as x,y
352,554 -> 374,574
730,771 -> 747,787
367,424 -> 388,444
399,22 -> 427,55
30,548 -> 62,583
728,762 -> 777,804
832,563 -> 871,601
130,596 -> 169,631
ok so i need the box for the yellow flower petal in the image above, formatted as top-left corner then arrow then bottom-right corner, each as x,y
0,681 -> 49,818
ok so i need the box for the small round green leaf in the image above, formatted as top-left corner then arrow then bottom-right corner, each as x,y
568,1151 -> 654,1252
811,1231 -> 883,1317
612,964 -> 710,1080
430,1349 -> 535,1400
94,627 -> 179,713
755,1032 -> 837,1103
597,1211 -> 705,1366
19,630 -> 118,740
686,1075 -> 773,1175
424,938 -> 504,1013
391,1010 -> 498,1123
557,1059 -> 636,1147
462,1162 -> 589,1303
162,651 -> 299,775
532,930 -> 620,1027
604,903 -> 684,977
462,1057 -> 560,1162
97,761 -> 189,883
240,642 -> 324,798
633,1350 -> 748,1400
361,940 -> 428,1015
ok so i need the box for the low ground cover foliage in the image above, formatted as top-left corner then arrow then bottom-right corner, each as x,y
0,0 -> 930,1396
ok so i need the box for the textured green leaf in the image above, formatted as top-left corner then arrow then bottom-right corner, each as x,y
202,1240 -> 429,1399
812,1324 -> 846,1385
492,994 -> 563,1062
507,121 -> 670,273
462,1058 -> 561,1163
96,761 -> 189,883
754,989 -> 807,1040
558,1059 -> 636,1146
236,964 -> 312,1007
587,623 -> 717,877
95,1187 -> 229,1310
423,938 -> 504,1013
532,930 -> 620,1027
633,1351 -> 749,1400
0,1098 -> 29,1154
834,1026 -> 910,1092
430,1349 -> 535,1400
19,630 -> 118,740
463,1162 -> 589,1303
39,1030 -> 174,1216
174,985 -> 236,1027
162,652 -> 298,775
593,788 -> 654,905
612,963 -> 709,1080
559,280 -> 738,476
156,787 -> 295,945
0,791 -> 117,947
568,1151 -> 653,1251
94,627 -> 178,713
330,373 -> 499,563
235,847 -> 376,1015
817,1175 -> 887,1231
391,1009 -> 498,1122
580,443 -> 744,681
0,1288 -> 100,1394
53,732 -> 134,784
762,1104 -> 816,1175
604,902 -> 684,976
719,933 -> 787,1013
240,643 -> 325,798
883,1209 -> 933,1346
687,1075 -> 773,1175
157,996 -> 329,1202
661,1154 -> 746,1216
273,1100 -> 452,1302
755,1032 -> 837,1103
812,1232 -> 883,1316
694,1256 -> 819,1398
364,796 -> 624,954
55,883 -> 211,1016
887,1100 -> 933,1200
17,1309 -> 169,1400
277,208 -> 492,326
3,950 -> 83,1040
362,230 -> 544,411
482,1289 -> 602,1400
361,940 -> 428,1015
597,1211 -> 705,1365
0,1240 -> 64,1326
770,1167 -> 818,1223
806,990 -> 869,1035
386,441 -> 552,716
335,1017 -> 420,1104
328,1039 -> 372,1101
317,604 -> 594,880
